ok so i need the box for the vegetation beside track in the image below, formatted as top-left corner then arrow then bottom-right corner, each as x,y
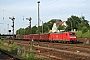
76,31 -> 90,38
0,39 -> 45,60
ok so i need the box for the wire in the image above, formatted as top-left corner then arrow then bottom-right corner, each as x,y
41,0 -> 89,19
0,0 -> 89,25
57,0 -> 89,14
3,10 -> 4,20
23,16 -> 24,20
40,0 -> 58,8
44,0 -> 87,15
21,0 -> 58,20
0,0 -> 58,21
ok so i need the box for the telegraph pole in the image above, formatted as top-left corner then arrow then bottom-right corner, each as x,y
3,10 -> 4,20
37,0 -> 40,46
42,21 -> 43,34
70,20 -> 72,31
26,17 -> 32,39
9,17 -> 15,40
26,17 -> 32,52
7,24 -> 9,34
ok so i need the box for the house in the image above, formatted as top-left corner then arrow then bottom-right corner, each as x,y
52,23 -> 58,33
56,21 -> 67,27
52,20 -> 67,33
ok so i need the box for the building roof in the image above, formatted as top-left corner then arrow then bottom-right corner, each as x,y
56,21 -> 66,26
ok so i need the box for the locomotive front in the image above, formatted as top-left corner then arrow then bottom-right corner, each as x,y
69,32 -> 77,42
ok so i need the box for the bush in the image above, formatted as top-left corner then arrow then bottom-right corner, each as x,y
82,26 -> 88,33
76,31 -> 82,37
76,31 -> 90,38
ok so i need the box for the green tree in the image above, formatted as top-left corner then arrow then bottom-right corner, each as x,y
58,25 -> 65,31
82,26 -> 88,33
42,19 -> 55,33
16,19 -> 56,34
66,15 -> 81,31
31,26 -> 38,34
47,19 -> 56,30
77,23 -> 84,31
65,26 -> 71,31
43,23 -> 49,33
16,28 -> 25,35
66,15 -> 89,31
80,16 -> 89,28
39,26 -> 42,33
25,27 -> 30,35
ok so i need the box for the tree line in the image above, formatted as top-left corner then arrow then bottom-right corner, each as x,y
16,15 -> 90,35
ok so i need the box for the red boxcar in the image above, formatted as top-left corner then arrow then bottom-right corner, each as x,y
24,35 -> 30,40
32,34 -> 38,40
40,33 -> 49,41
24,34 -> 38,40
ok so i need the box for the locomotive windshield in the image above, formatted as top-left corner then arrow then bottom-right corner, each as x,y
69,33 -> 75,36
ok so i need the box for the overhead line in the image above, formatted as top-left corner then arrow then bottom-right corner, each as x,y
41,0 -> 89,19
21,0 -> 58,20
40,0 -> 58,8
2,0 -> 88,23
0,0 -> 58,21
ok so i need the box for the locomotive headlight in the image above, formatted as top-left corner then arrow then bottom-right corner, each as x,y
73,37 -> 76,38
70,37 -> 76,38
70,37 -> 72,38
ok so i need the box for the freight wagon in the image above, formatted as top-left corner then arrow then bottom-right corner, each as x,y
17,32 -> 76,43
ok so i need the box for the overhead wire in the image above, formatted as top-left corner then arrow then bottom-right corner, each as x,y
56,0 -> 89,14
0,0 -> 89,24
0,0 -> 89,34
0,0 -> 88,25
22,0 -> 58,21
41,0 -> 89,19
0,0 -> 58,21
0,0 -> 89,20
0,0 -> 59,31
3,10 -> 4,20
40,0 -> 58,8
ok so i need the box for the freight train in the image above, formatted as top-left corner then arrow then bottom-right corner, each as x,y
16,32 -> 77,43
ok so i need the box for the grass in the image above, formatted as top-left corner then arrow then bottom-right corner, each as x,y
0,39 -> 45,60
76,31 -> 90,38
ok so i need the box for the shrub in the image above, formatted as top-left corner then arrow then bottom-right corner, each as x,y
82,26 -> 88,34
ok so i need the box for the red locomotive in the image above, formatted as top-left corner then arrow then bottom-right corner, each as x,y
19,32 -> 76,43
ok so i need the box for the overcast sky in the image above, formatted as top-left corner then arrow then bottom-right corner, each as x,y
0,0 -> 90,34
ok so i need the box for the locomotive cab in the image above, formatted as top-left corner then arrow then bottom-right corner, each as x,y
68,32 -> 76,42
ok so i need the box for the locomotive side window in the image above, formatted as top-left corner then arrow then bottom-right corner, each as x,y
70,33 -> 75,36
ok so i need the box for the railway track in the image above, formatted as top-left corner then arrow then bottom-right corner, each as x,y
3,39 -> 90,60
34,46 -> 90,60
0,51 -> 13,60
0,49 -> 23,60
